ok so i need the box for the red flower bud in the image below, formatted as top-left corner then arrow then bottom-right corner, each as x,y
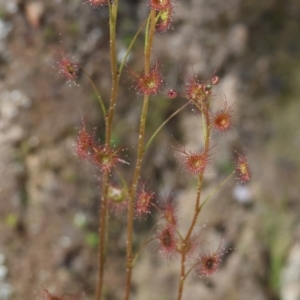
167,89 -> 177,99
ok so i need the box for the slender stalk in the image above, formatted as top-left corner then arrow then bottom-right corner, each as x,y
131,217 -> 161,266
96,1 -> 119,299
124,9 -> 156,300
118,19 -> 148,79
132,237 -> 155,266
81,66 -> 107,117
183,261 -> 201,281
200,171 -> 235,210
145,102 -> 189,150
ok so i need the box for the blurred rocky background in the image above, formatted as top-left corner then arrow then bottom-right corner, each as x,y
0,0 -> 300,299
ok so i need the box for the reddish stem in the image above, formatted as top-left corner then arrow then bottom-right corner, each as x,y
176,106 -> 211,300
124,9 -> 156,300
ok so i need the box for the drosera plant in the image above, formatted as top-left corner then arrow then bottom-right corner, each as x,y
47,0 -> 251,299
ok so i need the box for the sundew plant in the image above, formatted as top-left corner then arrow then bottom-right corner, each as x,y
43,0 -> 251,299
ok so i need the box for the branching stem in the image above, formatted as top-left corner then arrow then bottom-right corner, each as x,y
176,103 -> 211,300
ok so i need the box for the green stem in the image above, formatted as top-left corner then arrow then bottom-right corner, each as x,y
118,19 -> 148,79
81,66 -> 107,117
132,217 -> 160,264
183,261 -> 200,281
115,169 -> 130,194
200,171 -> 235,210
145,102 -> 189,151
132,235 -> 156,266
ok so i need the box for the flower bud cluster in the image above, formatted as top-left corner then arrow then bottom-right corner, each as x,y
185,78 -> 208,107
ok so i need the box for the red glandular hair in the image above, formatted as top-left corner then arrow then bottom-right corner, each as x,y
135,184 -> 154,218
176,145 -> 212,176
235,154 -> 251,183
156,225 -> 177,259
